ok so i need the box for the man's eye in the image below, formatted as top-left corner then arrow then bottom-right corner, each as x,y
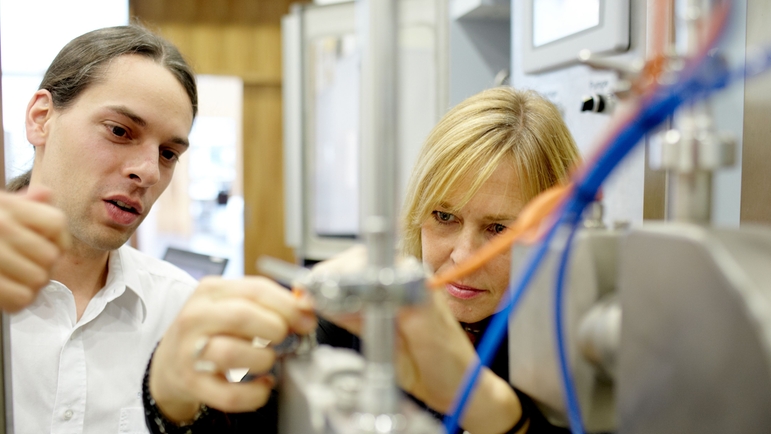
161,149 -> 179,162
111,125 -> 128,137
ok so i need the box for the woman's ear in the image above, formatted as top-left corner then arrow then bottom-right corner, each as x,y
25,90 -> 55,148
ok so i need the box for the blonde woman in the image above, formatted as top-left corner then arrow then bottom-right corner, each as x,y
144,87 -> 579,434
383,87 -> 578,433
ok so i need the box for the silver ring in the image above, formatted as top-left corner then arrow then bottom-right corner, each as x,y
192,336 -> 210,360
192,336 -> 218,373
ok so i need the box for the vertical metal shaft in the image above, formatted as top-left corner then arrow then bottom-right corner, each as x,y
0,314 -> 11,433
357,0 -> 400,417
359,0 -> 397,267
668,0 -> 714,223
0,20 -> 12,433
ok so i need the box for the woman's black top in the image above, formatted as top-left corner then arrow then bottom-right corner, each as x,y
144,317 -> 570,434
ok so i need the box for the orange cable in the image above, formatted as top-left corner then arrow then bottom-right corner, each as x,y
425,0 -> 731,292
427,183 -> 572,290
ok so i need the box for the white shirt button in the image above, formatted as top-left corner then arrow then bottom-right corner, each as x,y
63,409 -> 73,420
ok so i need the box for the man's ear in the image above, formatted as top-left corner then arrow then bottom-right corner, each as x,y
25,90 -> 55,148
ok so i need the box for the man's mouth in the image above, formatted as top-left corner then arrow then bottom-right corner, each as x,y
106,199 -> 139,214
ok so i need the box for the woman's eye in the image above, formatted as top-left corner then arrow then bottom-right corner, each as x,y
110,125 -> 128,138
433,210 -> 455,223
490,223 -> 507,235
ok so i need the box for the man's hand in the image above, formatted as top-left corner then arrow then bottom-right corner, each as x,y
0,186 -> 69,312
149,276 -> 317,423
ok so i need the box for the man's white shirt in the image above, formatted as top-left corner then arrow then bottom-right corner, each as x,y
11,245 -> 197,434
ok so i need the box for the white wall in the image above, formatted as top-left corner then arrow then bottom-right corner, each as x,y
0,0 -> 129,181
511,0 -> 649,227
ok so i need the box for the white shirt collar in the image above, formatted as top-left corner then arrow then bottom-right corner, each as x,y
102,246 -> 148,323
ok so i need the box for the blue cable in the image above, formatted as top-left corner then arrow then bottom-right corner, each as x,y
441,23 -> 754,434
554,215 -> 584,434
442,210 -> 565,433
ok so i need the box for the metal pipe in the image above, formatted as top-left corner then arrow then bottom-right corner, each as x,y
359,0 -> 397,268
357,0 -> 400,417
1,314 -> 11,433
668,0 -> 715,223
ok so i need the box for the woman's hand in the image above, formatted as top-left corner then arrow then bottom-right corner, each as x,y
148,276 -> 316,423
305,244 -> 368,335
308,245 -> 525,433
395,291 -> 525,434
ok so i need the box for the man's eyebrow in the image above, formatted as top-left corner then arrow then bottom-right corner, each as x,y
107,105 -> 189,148
108,105 -> 146,127
170,137 -> 190,148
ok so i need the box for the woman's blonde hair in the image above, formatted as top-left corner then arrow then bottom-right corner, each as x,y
401,87 -> 580,259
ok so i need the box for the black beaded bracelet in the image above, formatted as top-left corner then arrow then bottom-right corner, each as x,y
142,351 -> 209,434
506,411 -> 530,434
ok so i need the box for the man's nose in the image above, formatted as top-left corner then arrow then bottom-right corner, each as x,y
126,145 -> 161,187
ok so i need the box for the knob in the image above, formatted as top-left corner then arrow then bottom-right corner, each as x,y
581,94 -> 609,113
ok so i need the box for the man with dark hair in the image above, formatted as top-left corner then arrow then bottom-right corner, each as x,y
7,25 -> 201,434
3,24 -> 313,434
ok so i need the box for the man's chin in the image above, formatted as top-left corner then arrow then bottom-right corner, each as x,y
74,227 -> 135,252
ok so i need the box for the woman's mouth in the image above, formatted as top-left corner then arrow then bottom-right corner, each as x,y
445,283 -> 485,300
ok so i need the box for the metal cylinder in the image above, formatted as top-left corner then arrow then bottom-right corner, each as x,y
357,0 -> 400,418
359,0 -> 398,268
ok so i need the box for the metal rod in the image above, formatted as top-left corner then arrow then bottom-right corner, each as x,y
357,0 -> 400,417
668,0 -> 714,223
0,314 -> 12,433
359,0 -> 397,268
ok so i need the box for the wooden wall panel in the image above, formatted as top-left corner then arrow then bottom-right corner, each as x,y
243,85 -> 294,272
131,0 -> 302,275
741,0 -> 771,223
153,24 -> 282,85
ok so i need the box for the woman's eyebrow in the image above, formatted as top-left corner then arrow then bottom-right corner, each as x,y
480,213 -> 519,222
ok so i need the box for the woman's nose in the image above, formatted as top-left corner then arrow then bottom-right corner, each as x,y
449,229 -> 482,265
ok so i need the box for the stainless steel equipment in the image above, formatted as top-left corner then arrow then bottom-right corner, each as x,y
617,223 -> 771,433
508,223 -> 621,433
273,0 -> 443,432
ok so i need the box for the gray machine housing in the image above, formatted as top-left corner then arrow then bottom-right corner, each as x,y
508,222 -> 771,433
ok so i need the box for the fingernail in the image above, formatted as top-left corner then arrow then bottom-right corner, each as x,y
193,360 -> 217,373
296,294 -> 314,312
297,314 -> 316,332
252,337 -> 271,348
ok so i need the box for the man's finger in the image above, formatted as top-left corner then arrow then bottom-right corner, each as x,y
0,193 -> 70,250
22,185 -> 53,204
181,296 -> 290,343
194,374 -> 274,413
193,335 -> 276,375
199,277 -> 304,327
0,274 -> 37,312
0,242 -> 51,290
0,222 -> 64,269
